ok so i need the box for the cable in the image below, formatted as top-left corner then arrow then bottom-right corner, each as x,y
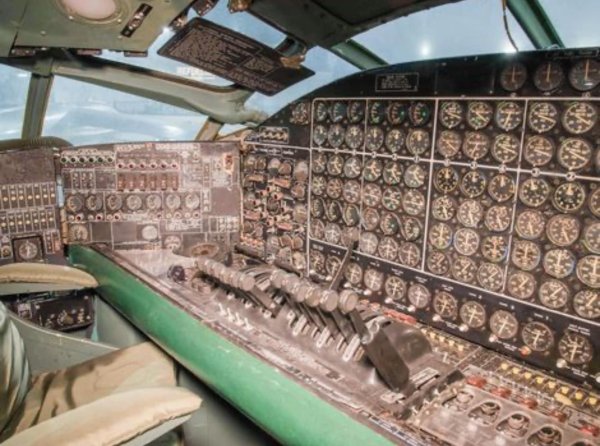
501,0 -> 520,52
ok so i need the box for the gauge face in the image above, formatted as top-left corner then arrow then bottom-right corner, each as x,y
378,236 -> 399,261
381,187 -> 402,211
557,138 -> 593,170
522,321 -> 554,352
310,219 -> 325,239
457,200 -> 484,228
528,102 -> 559,133
362,208 -> 380,231
507,271 -> 536,300
385,129 -> 405,154
382,161 -> 403,185
546,214 -> 580,247
433,292 -> 458,319
314,101 -> 329,122
533,62 -> 564,91
488,174 -> 516,202
343,204 -> 360,227
326,154 -> 344,176
347,101 -> 365,123
362,183 -> 382,207
485,205 -> 511,232
427,251 -> 450,275
17,240 -> 39,261
293,204 -> 308,224
481,235 -> 508,263
461,170 -> 487,198
454,228 -> 480,256
543,249 -> 576,279
327,124 -> 345,148
329,101 -> 347,123
401,217 -> 423,242
408,283 -> 431,309
577,255 -> 600,288
342,180 -> 361,204
511,240 -> 541,271
65,194 -> 84,213
325,255 -> 342,276
591,189 -> 600,218
325,201 -> 342,222
460,301 -> 486,328
515,210 -> 546,239
573,290 -> 600,319
439,101 -> 464,129
293,161 -> 309,182
385,276 -> 406,301
434,167 -> 460,193
398,242 -> 421,267
538,280 -> 569,309
85,195 -> 103,212
145,193 -> 162,211
311,176 -> 326,196
490,310 -> 519,340
558,332 -> 593,365
68,224 -> 89,242
324,223 -> 342,244
524,135 -> 554,167
500,62 -> 527,91
366,126 -> 385,152
380,212 -> 400,236
553,182 -> 586,213
291,102 -> 309,124
492,134 -> 520,164
359,232 -> 379,255
326,178 -> 343,199
402,190 -> 426,216
387,101 -> 407,125
569,59 -> 600,91
467,101 -> 493,130
369,101 -> 386,124
343,156 -> 362,179
432,196 -> 456,222
452,256 -> 477,283
364,268 -> 384,291
477,262 -> 504,291
106,194 -> 123,212
519,178 -> 551,208
562,102 -> 597,135
495,101 -> 523,131
409,101 -> 431,126
126,195 -> 143,211
184,193 -> 200,210
344,262 -> 363,285
584,222 -> 600,253
313,125 -> 327,146
310,251 -> 325,273
345,125 -> 364,150
363,158 -> 383,182
404,164 -> 427,188
312,153 -> 327,173
406,129 -> 431,155
462,132 -> 490,160
429,222 -> 453,250
437,130 -> 462,158
311,197 -> 325,218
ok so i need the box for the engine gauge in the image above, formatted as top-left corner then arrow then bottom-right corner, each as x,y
573,289 -> 600,319
401,217 -> 423,242
522,321 -> 554,352
507,271 -> 536,300
363,158 -> 383,182
314,101 -> 329,122
311,197 -> 325,218
524,135 -> 554,167
519,177 -> 551,208
347,101 -> 365,123
310,219 -> 325,239
460,170 -> 487,198
385,129 -> 405,154
558,332 -> 593,365
432,196 -> 457,222
343,156 -> 362,179
362,208 -> 380,231
434,166 -> 460,193
538,280 -> 569,309
546,214 -> 580,246
342,180 -> 361,204
369,101 -> 386,124
402,190 -> 426,216
477,262 -> 504,291
404,164 -> 427,188
462,132 -> 491,160
460,301 -> 486,328
381,187 -> 402,211
312,152 -> 327,173
325,200 -> 342,222
378,236 -> 399,261
380,212 -> 401,236
326,154 -> 344,176
293,204 -> 308,224
126,194 -> 143,211
553,182 -> 586,213
359,231 -> 379,255
557,138 -> 593,170
145,193 -> 162,211
65,194 -> 84,213
385,276 -> 406,300
457,200 -> 484,228
577,255 -> 600,288
364,268 -> 384,292
267,158 -> 282,175
329,101 -> 347,123
291,102 -> 310,124
481,235 -> 508,263
366,126 -> 385,152
68,224 -> 89,242
387,102 -> 407,125
454,228 -> 480,256
382,161 -> 403,185
490,310 -> 519,339
427,251 -> 450,275
583,222 -> 600,253
406,129 -> 431,156
429,222 -> 453,250
533,62 -> 564,91
492,134 -> 520,164
562,102 -> 597,135
344,262 -> 363,285
408,283 -> 431,309
488,174 -> 516,202
467,101 -> 493,130
327,125 -> 345,148
362,183 -> 382,207
452,256 -> 477,283
437,130 -> 462,158
543,248 -> 576,279
85,195 -> 103,212
311,176 -> 326,196
293,161 -> 309,182
105,194 -> 123,212
439,101 -> 464,129
485,205 -> 511,232
310,251 -> 325,273
528,102 -> 559,133
398,242 -> 421,267
569,59 -> 600,91
515,210 -> 545,239
500,62 -> 527,91
184,193 -> 200,210
511,240 -> 541,271
17,240 -> 39,261
495,101 -> 523,131
591,188 -> 600,218
342,204 -> 361,227
345,125 -> 364,150
326,178 -> 343,199
409,101 -> 431,126
433,292 -> 458,319
324,223 -> 342,244
325,255 -> 342,276
313,125 -> 327,146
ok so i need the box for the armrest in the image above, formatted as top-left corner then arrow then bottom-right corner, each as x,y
0,263 -> 98,296
1,387 -> 201,446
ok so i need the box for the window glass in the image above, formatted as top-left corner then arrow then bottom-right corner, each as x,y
0,65 -> 30,140
539,0 -> 599,48
354,0 -> 534,64
43,77 -> 206,146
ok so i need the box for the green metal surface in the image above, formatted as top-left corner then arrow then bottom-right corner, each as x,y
507,0 -> 564,49
330,40 -> 387,70
68,245 -> 394,446
22,73 -> 54,139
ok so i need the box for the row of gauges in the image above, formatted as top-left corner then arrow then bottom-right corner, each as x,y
64,192 -> 202,214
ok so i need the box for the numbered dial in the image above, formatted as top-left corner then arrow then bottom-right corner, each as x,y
342,180 -> 361,204
573,290 -> 600,319
345,125 -> 364,150
492,134 -> 519,164
366,127 -> 385,152
380,213 -> 401,236
326,178 -> 343,199
369,101 -> 386,124
344,263 -> 363,285
359,232 -> 379,255
408,283 -> 431,309
546,214 -> 580,247
401,217 -> 422,242
387,102 -> 407,125
432,196 -> 456,222
562,102 -> 597,135
481,235 -> 508,263
543,249 -> 576,279
343,204 -> 360,227
522,322 -> 554,352
591,189 -> 600,218
557,138 -> 593,170
490,310 -> 519,340
17,240 -> 39,260
460,301 -> 486,329
433,292 -> 458,319
511,240 -> 541,271
126,195 -> 143,211
106,194 -> 123,212
584,222 -> 600,253
329,101 -> 347,123
524,136 -> 554,167
406,129 -> 430,156
385,129 -> 405,154
314,102 -> 328,122
324,223 -> 342,244
384,276 -> 407,301
65,195 -> 84,213
460,170 -> 487,198
577,255 -> 600,288
439,101 -> 464,129
515,210 -> 546,239
495,101 -> 523,131
429,222 -> 453,250
437,130 -> 462,158
457,200 -> 484,228
378,236 -> 399,260
467,101 -> 493,130
558,332 -> 593,365
488,174 -> 516,202
519,178 -> 551,208
533,62 -> 564,91
569,59 -> 600,91
312,153 -> 327,173
427,251 -> 450,275
553,182 -> 586,213
528,102 -> 559,133
363,159 -> 383,182
326,256 -> 341,276
362,183 -> 382,207
327,124 -> 345,148
398,242 -> 421,267
381,187 -> 402,211
454,228 -> 480,256
539,280 -> 569,309
311,176 -> 326,196
452,256 -> 477,283
462,132 -> 490,160
326,154 -> 344,176
434,167 -> 460,193
404,164 -> 427,188
485,205 -> 511,232
343,156 -> 362,179
402,190 -> 426,216
500,62 -> 527,91
364,268 -> 384,292
409,102 -> 431,126
382,161 -> 403,185
477,263 -> 504,291
507,271 -> 536,300
347,101 -> 365,123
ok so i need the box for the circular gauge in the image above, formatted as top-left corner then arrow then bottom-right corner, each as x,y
538,280 -> 569,309
522,322 -> 555,355
387,101 -> 407,125
477,263 -> 504,291
583,222 -> 600,253
402,190 -> 426,216
325,255 -> 342,276
325,200 -> 342,222
569,59 -> 600,91
342,180 -> 361,204
437,130 -> 462,158
524,135 -> 554,167
558,332 -> 593,365
401,217 -> 423,242
344,262 -> 363,285
528,102 -> 559,133
454,228 -> 480,256
432,196 -> 456,222
267,158 -> 281,176
460,170 -> 487,198
311,176 -> 326,196
488,174 -> 516,202
366,126 -> 385,152
312,152 -> 327,173
326,154 -> 344,176
324,223 -> 342,244
495,101 -> 523,131
385,129 -> 405,154
519,177 -> 551,208
378,236 -> 399,261
310,251 -> 325,273
362,183 -> 382,207
577,255 -> 600,288
342,204 -> 360,227
460,301 -> 486,328
329,101 -> 347,123
17,240 -> 39,261
85,195 -> 103,212
380,212 -> 401,236
243,155 -> 257,171
543,248 -> 576,279
429,222 -> 453,250
141,225 -> 159,241
507,271 -> 536,300
398,242 -> 421,267
457,200 -> 484,228
364,268 -> 384,292
439,101 -> 464,129
500,62 -> 527,91
562,102 -> 597,135
409,101 -> 431,126
462,132 -> 490,160
293,204 -> 308,224
369,101 -> 386,124
573,289 -> 600,319
515,210 -> 546,239
485,205 -> 512,232
313,125 -> 327,146
363,158 -> 383,182
361,208 -> 380,231
68,224 -> 89,242
406,282 -> 432,310
533,62 -> 564,91
490,310 -> 519,340
311,219 -> 325,239
591,189 -> 600,218
546,214 -> 580,246
481,235 -> 508,263
343,156 -> 362,179
255,157 -> 267,171
406,129 -> 431,155
347,101 -> 365,123
385,276 -> 407,300
145,193 -> 162,211
311,197 -> 325,218
327,124 -> 345,148
492,134 -> 520,164
359,232 -> 379,255
65,194 -> 84,213
452,256 -> 477,283
557,138 -> 593,170
427,251 -> 450,275
105,194 -> 122,212
511,240 -> 541,271
553,182 -> 586,213
314,101 -> 329,122
382,187 -> 402,211
404,164 -> 427,188
434,166 -> 460,193
126,195 -> 143,211
293,161 -> 309,182
326,178 -> 343,199
345,125 -> 364,150
184,193 -> 201,210
382,161 -> 403,185
291,102 -> 309,124
467,101 -> 493,130
433,292 -> 458,319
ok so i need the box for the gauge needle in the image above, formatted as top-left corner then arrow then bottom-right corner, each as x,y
537,114 -> 556,123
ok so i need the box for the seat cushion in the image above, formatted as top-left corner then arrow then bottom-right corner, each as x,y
1,342 -> 177,440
